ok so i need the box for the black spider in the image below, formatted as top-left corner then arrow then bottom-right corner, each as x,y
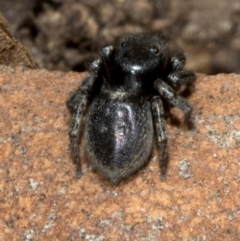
67,32 -> 196,184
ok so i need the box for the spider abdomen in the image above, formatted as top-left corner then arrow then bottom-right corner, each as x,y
85,92 -> 153,184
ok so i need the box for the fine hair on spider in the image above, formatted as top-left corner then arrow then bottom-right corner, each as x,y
67,32 -> 196,184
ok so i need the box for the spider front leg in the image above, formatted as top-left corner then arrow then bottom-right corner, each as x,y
152,96 -> 168,180
154,79 -> 194,129
168,52 -> 196,88
67,59 -> 101,177
168,70 -> 196,88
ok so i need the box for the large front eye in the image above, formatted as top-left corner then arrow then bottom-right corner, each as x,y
150,47 -> 159,55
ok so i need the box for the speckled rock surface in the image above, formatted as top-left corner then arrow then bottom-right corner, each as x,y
0,68 -> 240,240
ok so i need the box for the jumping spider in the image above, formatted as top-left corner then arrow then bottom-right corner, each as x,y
67,32 -> 196,184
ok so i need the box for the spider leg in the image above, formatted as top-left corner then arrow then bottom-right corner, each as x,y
170,52 -> 186,71
152,96 -> 168,180
167,51 -> 196,88
99,45 -> 116,81
67,59 -> 101,177
168,70 -> 196,87
69,104 -> 85,177
154,79 -> 194,129
67,59 -> 101,113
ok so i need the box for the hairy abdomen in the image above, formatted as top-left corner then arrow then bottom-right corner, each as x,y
85,92 -> 153,184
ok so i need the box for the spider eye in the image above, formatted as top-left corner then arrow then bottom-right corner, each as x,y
150,47 -> 159,55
